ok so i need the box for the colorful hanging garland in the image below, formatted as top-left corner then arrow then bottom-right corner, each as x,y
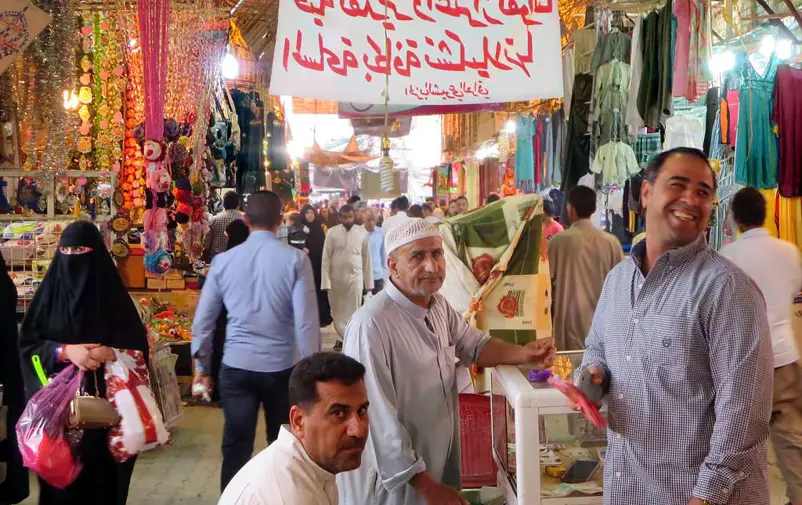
92,13 -> 125,174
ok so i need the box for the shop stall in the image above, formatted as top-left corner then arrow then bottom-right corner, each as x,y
491,357 -> 607,505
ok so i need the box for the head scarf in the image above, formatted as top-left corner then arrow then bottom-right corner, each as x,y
20,221 -> 146,351
225,219 -> 249,250
301,205 -> 325,251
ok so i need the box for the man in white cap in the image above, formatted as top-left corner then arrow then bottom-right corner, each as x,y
337,218 -> 556,505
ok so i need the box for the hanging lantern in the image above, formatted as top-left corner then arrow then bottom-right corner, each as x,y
379,135 -> 396,193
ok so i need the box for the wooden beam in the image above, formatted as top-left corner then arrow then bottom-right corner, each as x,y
754,0 -> 801,44
778,0 -> 802,35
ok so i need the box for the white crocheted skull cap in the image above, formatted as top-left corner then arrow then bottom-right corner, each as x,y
385,218 -> 442,255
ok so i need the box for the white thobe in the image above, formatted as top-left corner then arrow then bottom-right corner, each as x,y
321,224 -> 373,337
337,280 -> 490,505
218,426 -> 337,505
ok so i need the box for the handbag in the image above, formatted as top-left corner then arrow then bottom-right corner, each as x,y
67,371 -> 120,430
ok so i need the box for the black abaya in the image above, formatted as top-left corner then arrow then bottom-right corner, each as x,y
302,206 -> 332,326
18,221 -> 148,505
0,254 -> 28,504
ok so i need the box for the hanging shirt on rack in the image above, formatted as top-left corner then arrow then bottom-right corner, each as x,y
772,64 -> 802,197
591,141 -> 640,186
626,16 -> 646,128
686,0 -> 713,101
672,0 -> 692,98
637,0 -> 676,128
563,49 -> 575,116
664,114 -> 706,150
593,60 -> 631,148
591,31 -> 632,75
573,28 -> 598,74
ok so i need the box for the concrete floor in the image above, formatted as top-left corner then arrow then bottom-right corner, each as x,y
19,326 -> 793,504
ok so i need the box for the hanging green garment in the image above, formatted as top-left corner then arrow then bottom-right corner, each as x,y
734,53 -> 779,189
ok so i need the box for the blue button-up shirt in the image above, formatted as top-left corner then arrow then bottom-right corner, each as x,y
192,230 -> 321,374
367,227 -> 386,282
580,236 -> 773,505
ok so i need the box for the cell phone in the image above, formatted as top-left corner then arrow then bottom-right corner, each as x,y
560,460 -> 600,484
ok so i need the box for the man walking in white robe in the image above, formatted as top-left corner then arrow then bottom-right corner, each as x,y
321,204 -> 373,341
337,218 -> 556,505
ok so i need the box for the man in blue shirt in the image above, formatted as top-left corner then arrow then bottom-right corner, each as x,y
191,190 -> 321,492
364,207 -> 386,294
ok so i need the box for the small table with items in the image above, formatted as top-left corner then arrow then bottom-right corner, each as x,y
490,352 -> 608,505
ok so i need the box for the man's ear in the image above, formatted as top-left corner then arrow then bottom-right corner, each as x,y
242,214 -> 252,229
386,253 -> 397,279
289,405 -> 304,437
641,181 -> 652,210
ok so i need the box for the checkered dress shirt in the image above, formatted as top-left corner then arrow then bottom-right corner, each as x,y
207,209 -> 243,257
580,235 -> 773,505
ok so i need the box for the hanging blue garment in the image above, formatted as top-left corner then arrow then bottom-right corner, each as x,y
515,115 -> 535,192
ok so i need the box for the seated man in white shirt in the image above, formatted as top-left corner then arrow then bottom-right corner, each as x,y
219,352 -> 370,505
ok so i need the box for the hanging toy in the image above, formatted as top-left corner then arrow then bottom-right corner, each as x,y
144,249 -> 172,276
172,178 -> 193,224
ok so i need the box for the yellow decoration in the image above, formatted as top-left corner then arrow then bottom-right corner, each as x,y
78,105 -> 91,122
78,86 -> 93,105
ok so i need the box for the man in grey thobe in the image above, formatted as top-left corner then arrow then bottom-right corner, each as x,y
337,218 -> 556,505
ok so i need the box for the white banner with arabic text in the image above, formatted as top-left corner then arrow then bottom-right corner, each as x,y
269,0 -> 563,105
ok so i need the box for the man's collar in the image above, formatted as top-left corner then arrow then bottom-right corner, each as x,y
384,278 -> 429,319
739,227 -> 769,240
631,234 -> 707,270
276,426 -> 334,482
570,219 -> 594,229
248,230 -> 277,240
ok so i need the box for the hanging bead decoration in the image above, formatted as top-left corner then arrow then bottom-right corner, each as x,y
73,14 -> 95,171
92,13 -> 126,174
10,0 -> 77,175
138,0 -> 171,274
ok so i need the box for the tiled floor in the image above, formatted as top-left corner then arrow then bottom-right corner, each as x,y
19,326 -> 792,504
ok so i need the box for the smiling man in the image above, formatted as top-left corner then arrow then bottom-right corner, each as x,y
219,352 -> 369,505
338,218 -> 556,505
578,147 -> 773,505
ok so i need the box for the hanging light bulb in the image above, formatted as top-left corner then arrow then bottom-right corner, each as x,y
776,39 -> 794,60
221,52 -> 239,80
379,136 -> 396,193
62,90 -> 79,111
504,119 -> 516,134
760,35 -> 776,58
709,51 -> 735,74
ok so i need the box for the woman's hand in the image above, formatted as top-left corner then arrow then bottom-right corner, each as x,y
88,346 -> 116,363
64,344 -> 116,371
64,344 -> 102,371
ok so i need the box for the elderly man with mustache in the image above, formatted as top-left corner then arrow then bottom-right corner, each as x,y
337,218 -> 556,505
219,352 -> 370,505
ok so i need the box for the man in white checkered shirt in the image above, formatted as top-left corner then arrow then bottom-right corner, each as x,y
579,147 -> 774,505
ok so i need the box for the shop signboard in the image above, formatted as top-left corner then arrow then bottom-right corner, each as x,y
270,0 -> 563,105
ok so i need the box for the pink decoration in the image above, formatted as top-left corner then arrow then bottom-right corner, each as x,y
137,0 -> 170,141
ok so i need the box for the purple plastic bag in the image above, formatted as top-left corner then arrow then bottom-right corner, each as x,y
16,365 -> 84,489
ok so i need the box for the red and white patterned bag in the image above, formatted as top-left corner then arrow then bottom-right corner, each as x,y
105,348 -> 170,462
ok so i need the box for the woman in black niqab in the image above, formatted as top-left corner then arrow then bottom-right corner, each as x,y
302,205 -> 332,327
19,221 -> 148,505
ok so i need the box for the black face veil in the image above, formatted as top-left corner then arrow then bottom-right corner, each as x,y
20,221 -> 146,350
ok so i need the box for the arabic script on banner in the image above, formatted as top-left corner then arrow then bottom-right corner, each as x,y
269,0 -> 563,105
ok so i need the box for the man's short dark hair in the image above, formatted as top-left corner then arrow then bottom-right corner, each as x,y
408,204 -> 424,218
543,198 -> 555,217
456,196 -> 468,202
731,187 -> 766,228
348,195 -> 361,205
223,191 -> 240,211
486,193 -> 500,204
244,190 -> 282,228
289,352 -> 366,408
339,204 -> 354,215
397,196 -> 410,211
646,147 -> 718,191
567,186 -> 596,219
390,199 -> 398,211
